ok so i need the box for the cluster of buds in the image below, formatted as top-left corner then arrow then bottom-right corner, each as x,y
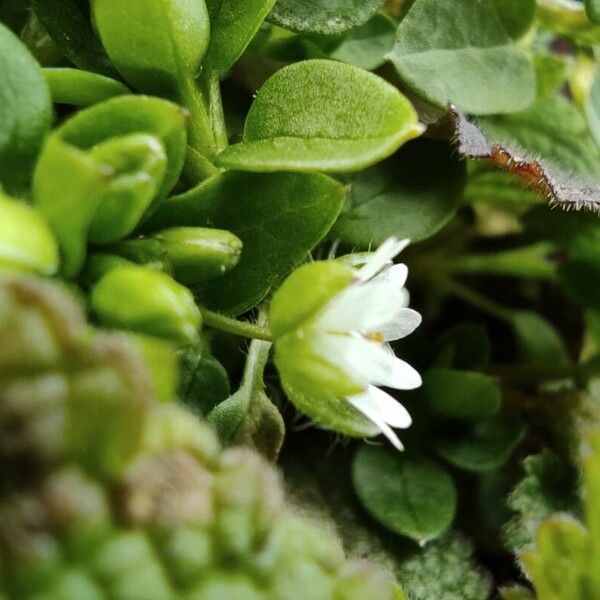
0,276 -> 400,599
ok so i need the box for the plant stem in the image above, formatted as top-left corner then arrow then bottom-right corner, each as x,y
201,309 -> 273,342
179,76 -> 216,162
436,276 -> 513,322
205,70 -> 229,152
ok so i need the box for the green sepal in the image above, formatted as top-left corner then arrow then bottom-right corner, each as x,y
270,261 -> 354,339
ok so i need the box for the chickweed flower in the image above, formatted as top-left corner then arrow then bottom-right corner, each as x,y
270,237 -> 422,450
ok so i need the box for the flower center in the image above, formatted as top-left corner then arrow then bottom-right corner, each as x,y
365,331 -> 384,343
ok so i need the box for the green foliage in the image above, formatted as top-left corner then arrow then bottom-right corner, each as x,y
352,445 -> 457,543
387,0 -> 535,115
269,0 -> 384,36
332,139 -> 465,248
91,0 -> 210,98
43,67 -> 130,106
5,1 -> 600,596
422,369 -> 501,420
146,171 -> 346,314
504,452 -> 579,553
218,59 -> 423,172
32,0 -> 118,76
206,0 -> 277,73
0,23 -> 52,193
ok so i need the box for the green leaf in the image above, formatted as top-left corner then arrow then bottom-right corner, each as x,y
269,0 -> 384,36
326,13 -> 397,72
332,138 -> 465,248
386,0 -> 535,115
217,59 -> 423,173
43,68 -> 130,106
91,0 -> 210,98
481,96 -> 600,177
208,337 -> 285,461
352,445 -> 457,543
144,171 -> 346,315
178,339 -> 231,416
504,452 -> 578,553
584,67 -> 600,147
205,0 -> 277,74
32,0 -> 118,77
433,414 -> 526,473
0,23 -> 52,194
492,0 -> 536,39
510,311 -> 569,368
422,369 -> 501,421
587,0 -> 600,24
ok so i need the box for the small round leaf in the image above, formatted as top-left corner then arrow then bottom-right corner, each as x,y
352,445 -> 457,543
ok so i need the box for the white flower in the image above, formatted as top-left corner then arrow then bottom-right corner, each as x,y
308,237 -> 422,450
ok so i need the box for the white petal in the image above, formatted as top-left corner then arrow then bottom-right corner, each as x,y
357,385 -> 412,428
357,238 -> 410,282
370,263 -> 409,290
317,334 -> 422,390
375,308 -> 422,342
348,390 -> 405,450
316,281 -> 403,334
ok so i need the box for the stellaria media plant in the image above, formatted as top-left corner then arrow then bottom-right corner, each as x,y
3,0 -> 600,598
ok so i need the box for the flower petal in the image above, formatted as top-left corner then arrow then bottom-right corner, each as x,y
316,274 -> 410,335
374,308 -> 422,342
356,385 -> 412,428
348,390 -> 405,450
357,237 -> 410,282
370,263 -> 409,289
316,334 -> 422,391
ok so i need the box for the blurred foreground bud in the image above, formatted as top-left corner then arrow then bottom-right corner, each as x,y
0,275 -> 400,599
113,227 -> 242,284
90,263 -> 201,344
270,238 -> 422,449
0,192 -> 59,275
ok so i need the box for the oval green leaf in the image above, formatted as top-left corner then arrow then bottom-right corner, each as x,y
434,414 -> 526,473
206,0 -> 277,73
217,59 -> 423,173
332,138 -> 465,248
43,68 -> 130,106
144,171 -> 346,315
352,445 -> 457,543
422,369 -> 501,421
269,0 -> 383,36
92,0 -> 210,98
0,23 -> 52,193
32,0 -> 118,77
386,0 -> 535,115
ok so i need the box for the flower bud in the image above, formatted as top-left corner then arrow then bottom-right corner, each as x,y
113,227 -> 242,284
0,192 -> 59,275
91,264 -> 201,344
87,133 -> 168,244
